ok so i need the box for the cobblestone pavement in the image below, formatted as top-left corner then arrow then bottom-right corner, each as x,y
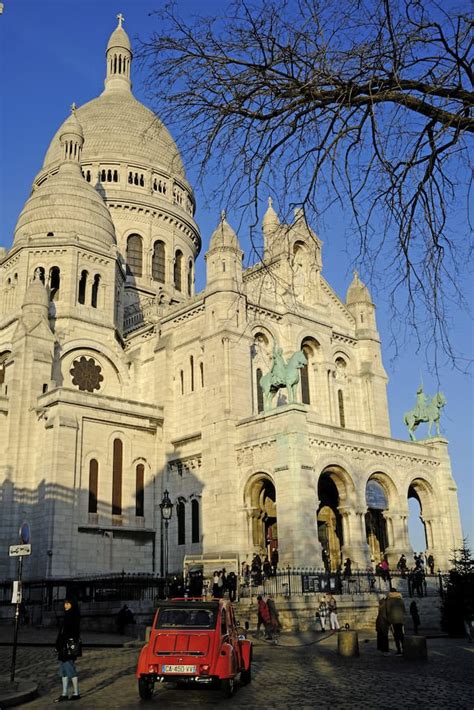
1,633 -> 473,709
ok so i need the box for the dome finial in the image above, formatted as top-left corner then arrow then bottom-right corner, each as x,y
104,13 -> 132,93
116,12 -> 125,28
71,102 -> 77,115
221,209 -> 226,222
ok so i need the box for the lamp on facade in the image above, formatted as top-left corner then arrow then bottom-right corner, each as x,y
160,490 -> 173,583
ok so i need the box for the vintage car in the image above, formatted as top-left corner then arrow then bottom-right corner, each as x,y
135,598 -> 252,699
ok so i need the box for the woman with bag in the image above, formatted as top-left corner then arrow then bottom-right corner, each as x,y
54,598 -> 81,702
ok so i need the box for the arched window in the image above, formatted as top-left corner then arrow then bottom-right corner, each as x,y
91,274 -> 100,308
0,351 -> 11,386
190,356 -> 194,392
136,463 -> 144,517
256,368 -> 264,413
191,499 -> 200,543
126,234 -> 143,277
152,241 -> 166,283
187,260 -> 193,296
300,362 -> 310,404
49,266 -> 60,301
200,362 -> 204,388
78,270 -> 88,305
88,459 -> 98,514
338,389 -> 346,428
177,501 -> 185,545
112,439 -> 123,516
174,250 -> 183,291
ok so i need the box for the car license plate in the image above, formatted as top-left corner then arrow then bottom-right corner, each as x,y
162,664 -> 196,674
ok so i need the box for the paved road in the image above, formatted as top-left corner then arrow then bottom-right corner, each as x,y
2,633 -> 473,709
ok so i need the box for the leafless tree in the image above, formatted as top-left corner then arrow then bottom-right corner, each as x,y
138,0 -> 473,367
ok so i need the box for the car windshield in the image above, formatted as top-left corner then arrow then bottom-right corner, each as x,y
155,607 -> 217,629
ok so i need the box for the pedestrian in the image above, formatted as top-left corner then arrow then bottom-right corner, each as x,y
376,596 -> 390,654
385,587 -> 406,655
227,571 -> 237,602
116,604 -> 134,634
396,554 -> 407,578
271,548 -> 279,575
327,594 -> 340,630
367,565 -> 376,591
212,570 -> 220,598
343,558 -> 352,578
427,554 -> 435,575
256,595 -> 272,639
263,557 -> 272,580
379,557 -> 390,583
322,548 -> 330,573
409,600 -> 420,634
317,596 -> 329,631
54,598 -> 81,702
266,594 -> 281,634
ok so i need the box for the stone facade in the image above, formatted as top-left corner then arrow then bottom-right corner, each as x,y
0,20 -> 463,580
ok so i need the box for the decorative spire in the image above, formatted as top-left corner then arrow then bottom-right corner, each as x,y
262,195 -> 280,248
221,209 -> 226,222
116,12 -> 125,28
58,105 -> 84,169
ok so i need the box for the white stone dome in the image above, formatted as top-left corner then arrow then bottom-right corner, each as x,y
14,162 -> 116,248
209,213 -> 241,251
42,91 -> 186,180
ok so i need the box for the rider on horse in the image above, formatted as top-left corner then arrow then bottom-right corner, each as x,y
414,385 -> 428,420
269,345 -> 286,387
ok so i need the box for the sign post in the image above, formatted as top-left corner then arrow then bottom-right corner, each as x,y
10,522 -> 31,682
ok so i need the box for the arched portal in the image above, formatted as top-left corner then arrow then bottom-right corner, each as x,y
317,472 -> 343,571
245,474 -> 277,559
365,479 -> 389,564
408,480 -> 429,554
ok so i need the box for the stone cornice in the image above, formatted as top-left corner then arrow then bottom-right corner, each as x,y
309,437 -> 440,468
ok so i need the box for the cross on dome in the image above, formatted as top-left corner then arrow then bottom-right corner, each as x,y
221,210 -> 226,221
71,102 -> 77,114
116,12 -> 125,28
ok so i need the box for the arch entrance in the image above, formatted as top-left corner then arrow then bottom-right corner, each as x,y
245,475 -> 278,558
365,479 -> 389,564
408,481 -> 429,554
317,472 -> 344,571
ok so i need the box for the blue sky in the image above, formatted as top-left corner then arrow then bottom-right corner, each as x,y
1,0 -> 472,554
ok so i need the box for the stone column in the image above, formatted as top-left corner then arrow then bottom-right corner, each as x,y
383,512 -> 412,566
339,506 -> 371,569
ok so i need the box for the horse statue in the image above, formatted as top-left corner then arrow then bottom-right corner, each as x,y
403,391 -> 447,441
259,348 -> 307,411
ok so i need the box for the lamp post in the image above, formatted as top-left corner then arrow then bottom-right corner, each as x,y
160,490 -> 173,591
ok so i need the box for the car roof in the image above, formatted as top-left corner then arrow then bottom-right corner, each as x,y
156,599 -> 222,611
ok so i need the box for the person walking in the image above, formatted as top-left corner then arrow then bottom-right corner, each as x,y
256,595 -> 272,639
327,594 -> 340,630
376,596 -> 390,654
386,587 -> 406,655
266,594 -> 281,634
54,598 -> 81,702
409,600 -> 420,634
227,571 -> 237,602
317,597 -> 330,631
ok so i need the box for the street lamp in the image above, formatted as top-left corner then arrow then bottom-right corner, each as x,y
160,490 -> 173,584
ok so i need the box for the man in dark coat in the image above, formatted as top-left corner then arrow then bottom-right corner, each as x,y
385,587 -> 406,655
55,599 -> 81,702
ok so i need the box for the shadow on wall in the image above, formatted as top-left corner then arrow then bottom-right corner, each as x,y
0,464 -> 204,581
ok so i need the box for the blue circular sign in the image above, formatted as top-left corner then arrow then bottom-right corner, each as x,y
19,522 -> 30,544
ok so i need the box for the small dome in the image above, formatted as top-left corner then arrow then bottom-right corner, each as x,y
59,108 -> 84,142
263,197 -> 280,232
14,165 -> 116,248
22,273 -> 49,310
107,25 -> 131,52
208,212 -> 240,250
346,271 -> 372,305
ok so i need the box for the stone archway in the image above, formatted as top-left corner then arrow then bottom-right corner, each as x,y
365,479 -> 389,565
244,474 -> 277,559
407,478 -> 433,555
317,466 -> 354,571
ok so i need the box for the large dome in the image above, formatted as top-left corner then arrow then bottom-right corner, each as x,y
42,92 -> 186,179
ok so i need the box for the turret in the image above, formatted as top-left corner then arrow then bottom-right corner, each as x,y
205,212 -> 243,290
345,271 -> 377,337
103,13 -> 132,94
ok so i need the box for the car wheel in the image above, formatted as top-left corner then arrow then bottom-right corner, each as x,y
241,666 -> 252,685
222,677 -> 235,698
138,677 -> 154,700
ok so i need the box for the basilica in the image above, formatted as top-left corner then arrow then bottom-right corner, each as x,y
0,19 -> 463,581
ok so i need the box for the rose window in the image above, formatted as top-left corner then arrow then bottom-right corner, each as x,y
70,356 -> 103,392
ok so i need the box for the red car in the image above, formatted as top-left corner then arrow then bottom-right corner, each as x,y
136,598 -> 252,699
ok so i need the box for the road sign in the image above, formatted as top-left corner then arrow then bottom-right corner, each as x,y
19,522 -> 30,544
9,544 -> 31,557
